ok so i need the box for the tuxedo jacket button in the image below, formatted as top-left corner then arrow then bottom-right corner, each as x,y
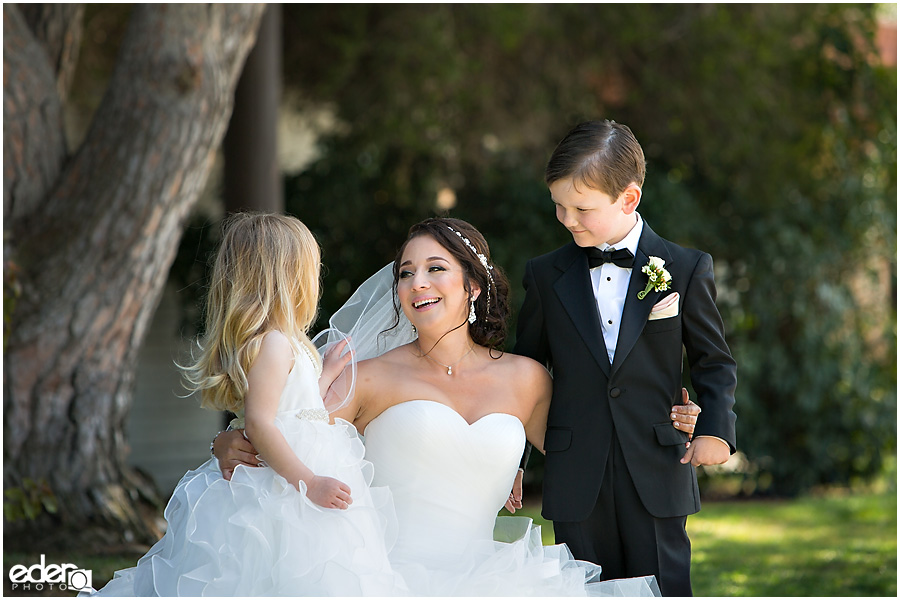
609,387 -> 621,398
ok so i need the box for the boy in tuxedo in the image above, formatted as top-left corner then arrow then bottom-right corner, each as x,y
513,120 -> 737,596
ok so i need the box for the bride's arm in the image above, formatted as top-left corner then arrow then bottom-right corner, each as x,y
521,362 -> 552,455
243,332 -> 353,509
318,338 -> 353,400
324,364 -> 360,425
502,361 -> 550,514
323,359 -> 376,425
323,356 -> 381,431
212,430 -> 260,480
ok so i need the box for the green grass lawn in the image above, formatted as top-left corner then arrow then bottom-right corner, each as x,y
689,490 -> 897,596
6,490 -> 895,596
503,489 -> 897,596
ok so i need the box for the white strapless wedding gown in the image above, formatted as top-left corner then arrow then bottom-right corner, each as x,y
92,347 -> 405,597
364,400 -> 659,597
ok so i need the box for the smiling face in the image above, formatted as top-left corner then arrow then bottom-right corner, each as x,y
397,234 -> 479,334
550,177 -> 641,248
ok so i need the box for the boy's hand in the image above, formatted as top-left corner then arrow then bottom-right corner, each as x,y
504,468 -> 524,513
680,436 -> 730,466
306,475 -> 353,510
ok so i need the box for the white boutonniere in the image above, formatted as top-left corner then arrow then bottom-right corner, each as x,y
638,256 -> 672,299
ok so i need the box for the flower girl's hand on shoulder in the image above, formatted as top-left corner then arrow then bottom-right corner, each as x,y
319,338 -> 354,399
306,475 -> 353,510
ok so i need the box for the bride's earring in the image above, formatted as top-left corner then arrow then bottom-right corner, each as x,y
468,299 -> 477,324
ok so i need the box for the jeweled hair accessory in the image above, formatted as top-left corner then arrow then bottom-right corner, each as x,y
447,226 -> 495,312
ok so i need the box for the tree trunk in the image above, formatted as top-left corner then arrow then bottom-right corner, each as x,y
4,3 -> 265,548
19,3 -> 85,103
224,3 -> 283,214
3,4 -> 69,224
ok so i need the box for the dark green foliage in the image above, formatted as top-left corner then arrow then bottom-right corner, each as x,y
168,216 -> 227,337
277,4 -> 897,496
3,479 -> 57,523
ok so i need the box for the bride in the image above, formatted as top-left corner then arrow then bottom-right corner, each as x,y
216,217 -> 699,595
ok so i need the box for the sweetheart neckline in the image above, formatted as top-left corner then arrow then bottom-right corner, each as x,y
364,399 -> 522,436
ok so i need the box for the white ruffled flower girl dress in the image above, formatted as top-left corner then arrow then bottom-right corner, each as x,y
92,345 -> 405,596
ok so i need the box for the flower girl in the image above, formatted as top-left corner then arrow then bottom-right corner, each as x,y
92,213 -> 402,596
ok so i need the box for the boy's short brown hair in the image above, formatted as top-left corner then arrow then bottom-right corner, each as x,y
545,120 -> 646,199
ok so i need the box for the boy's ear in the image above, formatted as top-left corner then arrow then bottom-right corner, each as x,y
620,183 -> 642,214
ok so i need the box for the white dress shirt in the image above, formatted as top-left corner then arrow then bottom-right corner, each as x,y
589,214 -> 644,364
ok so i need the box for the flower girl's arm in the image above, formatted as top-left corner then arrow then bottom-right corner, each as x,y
244,331 -> 353,509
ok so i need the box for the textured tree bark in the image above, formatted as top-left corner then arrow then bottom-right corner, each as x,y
4,3 -> 265,547
3,4 -> 69,223
19,3 -> 85,103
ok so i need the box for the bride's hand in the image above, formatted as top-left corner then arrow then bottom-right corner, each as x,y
504,468 -> 524,513
671,387 -> 700,447
319,338 -> 353,399
306,475 -> 353,510
213,429 -> 262,480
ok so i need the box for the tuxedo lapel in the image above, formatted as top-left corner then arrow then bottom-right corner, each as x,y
553,245 -> 610,376
611,224 -> 674,375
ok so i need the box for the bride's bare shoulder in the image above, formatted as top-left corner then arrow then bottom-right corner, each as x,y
498,351 -> 547,373
357,344 -> 415,374
494,351 -> 550,386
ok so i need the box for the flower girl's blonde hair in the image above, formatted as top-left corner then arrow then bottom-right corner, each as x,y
181,212 -> 322,412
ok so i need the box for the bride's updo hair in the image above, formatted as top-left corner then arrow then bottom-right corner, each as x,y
392,217 -> 511,351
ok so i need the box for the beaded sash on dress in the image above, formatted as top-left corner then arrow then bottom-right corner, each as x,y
295,408 -> 329,423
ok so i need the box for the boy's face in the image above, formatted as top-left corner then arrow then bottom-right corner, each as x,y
550,178 -> 640,248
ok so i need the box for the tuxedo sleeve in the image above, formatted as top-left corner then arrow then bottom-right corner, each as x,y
513,259 -> 551,368
681,252 -> 738,452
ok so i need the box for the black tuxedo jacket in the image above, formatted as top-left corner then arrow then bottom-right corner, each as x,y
514,223 -> 737,521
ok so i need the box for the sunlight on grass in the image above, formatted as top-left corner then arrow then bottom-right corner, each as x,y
689,491 -> 896,596
504,490 -> 896,596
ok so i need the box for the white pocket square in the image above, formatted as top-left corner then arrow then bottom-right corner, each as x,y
648,292 -> 679,320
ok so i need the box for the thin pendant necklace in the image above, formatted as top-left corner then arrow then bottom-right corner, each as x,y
416,341 -> 475,375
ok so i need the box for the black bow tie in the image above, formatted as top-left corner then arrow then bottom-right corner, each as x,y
585,246 -> 635,269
